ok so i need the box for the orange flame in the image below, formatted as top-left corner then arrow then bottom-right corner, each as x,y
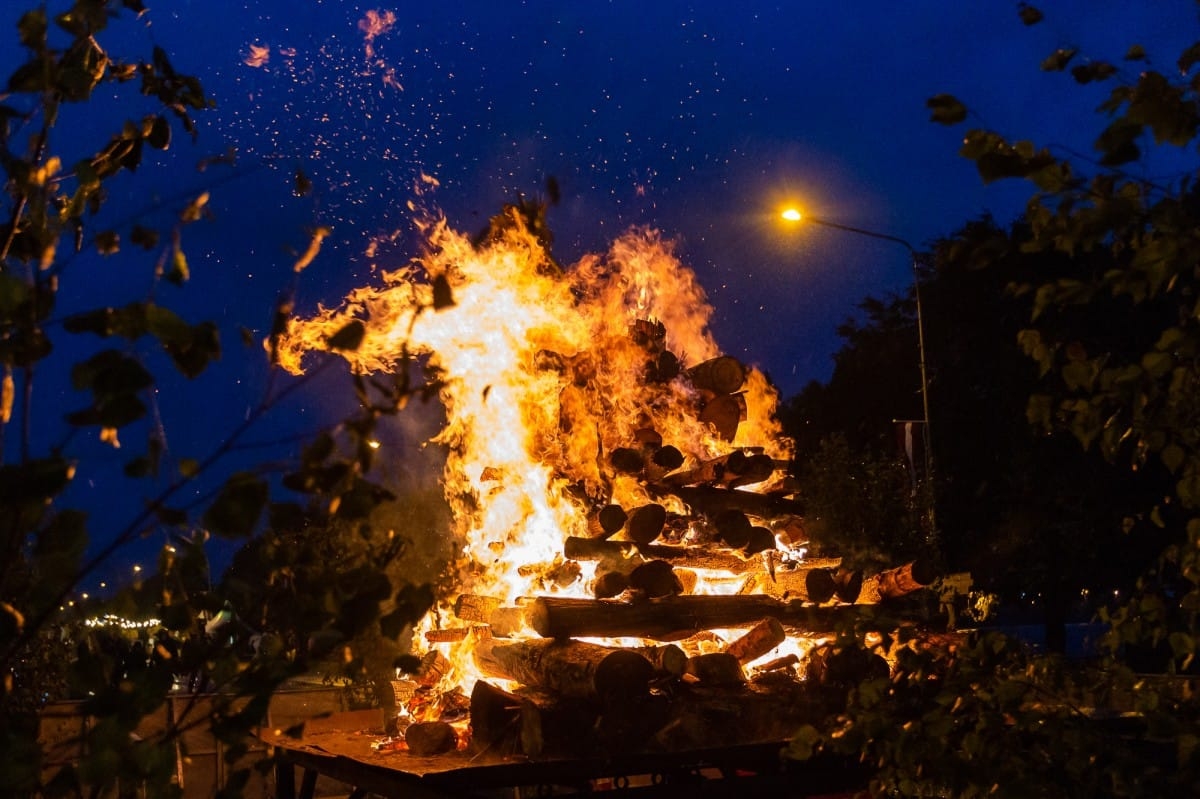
276,198 -> 792,689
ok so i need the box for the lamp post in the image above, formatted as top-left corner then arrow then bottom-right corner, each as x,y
781,208 -> 935,530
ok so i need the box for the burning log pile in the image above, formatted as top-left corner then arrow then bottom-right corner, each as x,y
398,352 -> 936,759
277,209 -> 940,763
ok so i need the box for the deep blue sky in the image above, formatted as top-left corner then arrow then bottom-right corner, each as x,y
180,0 -> 1195,395
14,1 -> 1196,393
4,1 -> 1198,586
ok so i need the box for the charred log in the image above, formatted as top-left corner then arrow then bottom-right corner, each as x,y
865,558 -> 937,602
405,721 -> 457,756
697,393 -> 745,441
528,595 -> 871,640
592,570 -> 629,598
468,680 -> 521,753
473,638 -> 655,701
628,559 -> 683,597
650,484 -> 804,520
806,645 -> 890,690
625,503 -> 667,545
687,356 -> 747,395
663,449 -> 781,488
588,504 -> 627,539
562,536 -> 764,573
686,652 -> 745,685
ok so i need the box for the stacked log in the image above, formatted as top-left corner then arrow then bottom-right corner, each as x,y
403,349 -> 949,760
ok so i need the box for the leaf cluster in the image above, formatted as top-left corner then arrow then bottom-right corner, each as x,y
0,4 -> 437,797
793,7 -> 1200,796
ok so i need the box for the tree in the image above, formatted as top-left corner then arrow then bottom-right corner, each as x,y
0,3 -> 433,796
789,6 -> 1200,796
780,291 -> 929,568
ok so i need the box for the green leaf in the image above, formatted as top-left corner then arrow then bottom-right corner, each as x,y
155,506 -> 188,526
167,245 -> 189,284
1096,118 -> 1143,166
1177,462 -> 1200,509
1126,71 -> 1199,146
1141,350 -> 1173,378
70,349 -> 153,394
8,55 -> 56,94
1071,62 -> 1117,85
95,230 -> 119,255
1125,44 -> 1146,61
203,472 -> 268,538
379,583 -> 435,638
926,94 -> 967,125
130,225 -> 159,249
1162,443 -> 1186,474
0,457 -> 74,507
65,393 -> 146,428
302,433 -> 335,465
55,3 -> 108,36
1017,4 -> 1043,25
147,306 -> 220,378
0,273 -> 32,318
327,320 -> 365,351
785,724 -> 822,760
1041,48 -> 1077,72
146,115 -> 170,150
1168,632 -> 1195,660
17,10 -> 47,48
1178,42 -> 1200,74
1062,359 -> 1097,391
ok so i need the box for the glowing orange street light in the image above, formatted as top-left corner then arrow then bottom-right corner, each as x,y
780,207 -> 935,523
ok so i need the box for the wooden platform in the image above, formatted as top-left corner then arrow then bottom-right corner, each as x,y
265,711 -> 868,798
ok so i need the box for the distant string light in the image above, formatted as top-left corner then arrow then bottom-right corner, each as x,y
83,614 -> 162,630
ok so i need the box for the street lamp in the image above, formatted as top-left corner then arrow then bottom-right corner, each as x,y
781,208 -> 935,524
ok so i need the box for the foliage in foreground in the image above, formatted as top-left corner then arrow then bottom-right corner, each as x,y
0,3 -> 436,796
791,6 -> 1200,797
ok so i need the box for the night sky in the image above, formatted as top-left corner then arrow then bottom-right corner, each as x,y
4,1 -> 1198,582
20,1 -> 1196,392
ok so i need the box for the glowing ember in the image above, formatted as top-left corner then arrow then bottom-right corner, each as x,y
358,9 -> 397,60
243,44 -> 270,69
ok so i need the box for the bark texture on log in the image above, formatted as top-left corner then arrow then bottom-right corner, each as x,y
528,595 -> 869,640
562,536 -> 762,573
738,561 -> 845,600
686,652 -> 745,685
873,559 -> 936,600
687,356 -> 747,395
725,617 -> 786,664
806,646 -> 890,689
405,721 -> 457,756
625,503 -> 667,545
469,680 -> 521,753
473,638 -> 654,701
662,450 -> 783,489
628,559 -> 683,597
650,484 -> 804,520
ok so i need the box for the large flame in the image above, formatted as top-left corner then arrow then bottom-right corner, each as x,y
276,193 -> 794,693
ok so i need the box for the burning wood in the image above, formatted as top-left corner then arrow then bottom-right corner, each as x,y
527,595 -> 871,640
277,200 -> 948,760
725,617 -> 786,664
472,638 -> 656,701
859,558 -> 937,603
649,484 -> 806,520
561,536 -> 767,573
